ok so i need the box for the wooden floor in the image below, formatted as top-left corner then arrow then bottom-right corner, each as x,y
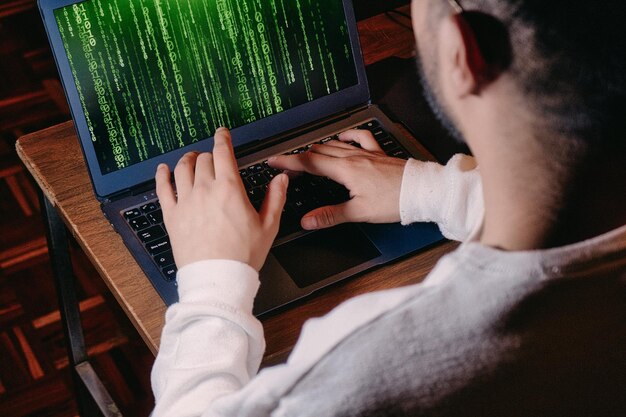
0,162 -> 155,416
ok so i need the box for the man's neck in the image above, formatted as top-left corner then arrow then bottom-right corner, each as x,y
450,75 -> 626,251
475,134 -> 626,251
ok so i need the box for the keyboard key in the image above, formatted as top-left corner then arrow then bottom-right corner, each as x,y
379,137 -> 398,152
264,170 -> 278,182
154,250 -> 175,268
248,173 -> 268,188
147,210 -> 163,225
290,146 -> 308,155
123,208 -> 142,220
162,265 -> 177,282
140,202 -> 158,213
146,237 -> 171,255
247,187 -> 265,204
263,162 -> 282,177
289,199 -> 311,218
389,148 -> 410,160
372,128 -> 387,139
129,216 -> 150,231
290,181 -> 307,197
358,120 -> 380,131
138,225 -> 166,243
246,165 -> 264,176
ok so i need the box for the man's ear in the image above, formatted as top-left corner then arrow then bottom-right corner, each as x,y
446,11 -> 511,94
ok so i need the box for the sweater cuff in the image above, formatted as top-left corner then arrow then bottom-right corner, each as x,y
176,260 -> 260,313
399,158 -> 448,226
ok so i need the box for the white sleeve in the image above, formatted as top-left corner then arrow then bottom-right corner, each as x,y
399,154 -> 484,242
151,260 -> 264,417
149,260 -> 429,417
150,241 -> 462,417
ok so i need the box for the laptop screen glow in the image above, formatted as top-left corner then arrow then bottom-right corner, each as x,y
54,0 -> 358,175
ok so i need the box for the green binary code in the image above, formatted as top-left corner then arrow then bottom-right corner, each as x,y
55,0 -> 357,174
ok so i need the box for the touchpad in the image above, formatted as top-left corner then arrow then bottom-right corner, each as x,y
272,224 -> 381,289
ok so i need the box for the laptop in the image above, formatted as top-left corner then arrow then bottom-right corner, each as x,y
39,0 -> 443,315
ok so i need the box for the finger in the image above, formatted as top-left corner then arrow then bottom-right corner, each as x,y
308,143 -> 358,158
338,130 -> 383,153
155,164 -> 176,211
300,201 -> 359,230
268,152 -> 344,179
323,140 -> 356,150
212,127 -> 239,180
194,152 -> 216,184
260,174 -> 289,233
174,152 -> 199,199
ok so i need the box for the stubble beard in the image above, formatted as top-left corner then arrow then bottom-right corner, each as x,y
414,49 -> 467,145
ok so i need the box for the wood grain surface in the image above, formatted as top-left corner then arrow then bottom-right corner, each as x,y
16,6 -> 456,364
359,6 -> 415,66
17,122 -> 167,355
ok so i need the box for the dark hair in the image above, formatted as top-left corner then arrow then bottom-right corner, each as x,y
456,0 -> 626,147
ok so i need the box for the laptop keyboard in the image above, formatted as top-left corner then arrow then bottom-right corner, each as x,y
121,120 -> 410,282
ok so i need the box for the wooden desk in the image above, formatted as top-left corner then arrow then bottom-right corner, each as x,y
17,6 -> 456,369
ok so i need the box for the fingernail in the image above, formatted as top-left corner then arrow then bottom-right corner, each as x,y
157,163 -> 167,171
268,156 -> 277,163
280,173 -> 289,186
302,216 -> 318,229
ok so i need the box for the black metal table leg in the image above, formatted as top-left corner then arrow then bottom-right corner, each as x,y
41,196 -> 122,417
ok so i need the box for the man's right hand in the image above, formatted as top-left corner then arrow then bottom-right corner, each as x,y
268,129 -> 409,230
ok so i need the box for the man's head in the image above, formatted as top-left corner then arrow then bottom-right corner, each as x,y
411,0 -> 626,152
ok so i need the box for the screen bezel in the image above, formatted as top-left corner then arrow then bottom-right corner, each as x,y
39,0 -> 370,198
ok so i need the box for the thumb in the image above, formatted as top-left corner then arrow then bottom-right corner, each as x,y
260,174 -> 289,232
301,202 -> 354,230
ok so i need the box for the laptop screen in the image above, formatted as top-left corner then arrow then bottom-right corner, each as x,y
53,0 -> 358,175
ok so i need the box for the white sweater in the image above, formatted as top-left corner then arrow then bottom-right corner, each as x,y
151,155 -> 626,416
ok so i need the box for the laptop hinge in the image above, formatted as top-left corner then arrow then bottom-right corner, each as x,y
102,179 -> 156,203
235,104 -> 370,159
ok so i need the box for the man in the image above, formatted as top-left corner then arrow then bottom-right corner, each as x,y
151,0 -> 626,415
